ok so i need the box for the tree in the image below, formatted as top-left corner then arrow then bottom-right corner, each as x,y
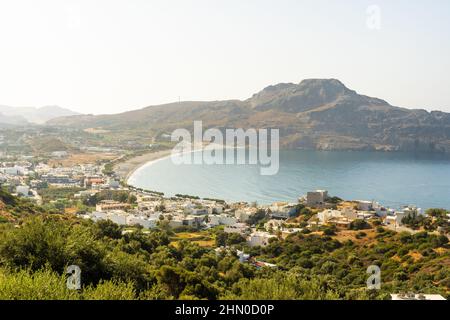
127,194 -> 137,204
94,220 -> 122,239
350,219 -> 371,230
426,208 -> 448,218
0,217 -> 69,272
247,209 -> 267,225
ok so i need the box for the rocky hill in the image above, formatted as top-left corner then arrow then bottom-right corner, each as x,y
47,79 -> 450,153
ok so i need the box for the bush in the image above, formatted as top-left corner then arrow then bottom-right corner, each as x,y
0,267 -> 78,300
350,219 -> 371,231
82,280 -> 136,300
355,232 -> 367,239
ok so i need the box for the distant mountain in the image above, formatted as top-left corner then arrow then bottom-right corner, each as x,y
47,79 -> 450,153
0,105 -> 80,125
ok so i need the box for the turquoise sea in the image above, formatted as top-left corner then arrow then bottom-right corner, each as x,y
128,150 -> 450,210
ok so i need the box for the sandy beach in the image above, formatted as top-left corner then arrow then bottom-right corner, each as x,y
114,149 -> 173,182
115,143 -> 225,184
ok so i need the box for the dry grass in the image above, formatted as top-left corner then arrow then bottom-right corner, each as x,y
332,229 -> 378,245
409,251 -> 423,262
48,152 -> 116,166
434,247 -> 448,255
171,232 -> 215,248
64,207 -> 78,214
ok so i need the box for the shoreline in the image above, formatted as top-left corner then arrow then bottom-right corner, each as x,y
115,144 -> 213,184
114,149 -> 173,183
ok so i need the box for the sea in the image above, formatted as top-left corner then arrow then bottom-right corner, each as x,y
128,150 -> 450,210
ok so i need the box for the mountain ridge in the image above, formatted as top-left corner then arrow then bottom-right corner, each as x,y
47,79 -> 450,153
0,105 -> 80,125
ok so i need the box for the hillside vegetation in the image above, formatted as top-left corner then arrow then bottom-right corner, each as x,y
48,79 -> 450,153
0,201 -> 448,300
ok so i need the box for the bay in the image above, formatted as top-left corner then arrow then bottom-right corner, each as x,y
128,150 -> 450,210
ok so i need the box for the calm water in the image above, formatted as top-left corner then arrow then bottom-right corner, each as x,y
128,150 -> 450,210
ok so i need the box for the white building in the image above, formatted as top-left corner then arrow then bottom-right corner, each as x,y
316,209 -> 354,228
269,203 -> 297,219
317,209 -> 343,224
108,178 -> 120,189
234,207 -> 258,223
191,208 -> 209,216
126,215 -> 158,229
385,215 -> 399,227
2,166 -> 23,176
16,185 -> 30,196
107,210 -> 128,226
51,151 -> 68,158
373,202 -> 389,217
236,250 -> 250,263
211,206 -> 224,214
402,206 -> 424,217
209,214 -> 237,227
224,223 -> 248,235
357,200 -> 373,211
92,211 -> 107,221
247,231 -> 277,247
264,219 -> 284,232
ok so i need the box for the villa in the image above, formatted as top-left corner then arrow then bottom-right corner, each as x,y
247,231 -> 277,247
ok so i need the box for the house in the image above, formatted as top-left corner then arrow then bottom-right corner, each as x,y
357,200 -> 373,211
96,200 -> 131,212
211,205 -> 224,214
126,215 -> 158,229
16,185 -> 30,196
264,219 -> 284,232
51,151 -> 68,158
108,178 -> 120,189
247,231 -> 277,247
84,177 -> 105,188
317,209 -> 343,224
306,190 -> 328,207
91,211 -> 107,221
269,203 -> 297,219
168,219 -> 184,229
341,207 -> 358,220
234,207 -> 258,223
384,215 -> 398,227
224,223 -> 248,235
373,202 -> 389,217
316,209 -> 354,229
402,205 -> 424,217
2,166 -> 23,176
182,215 -> 203,228
41,174 -> 80,187
237,250 -> 250,263
209,214 -> 237,227
191,208 -> 209,216
389,206 -> 424,226
106,210 -> 128,226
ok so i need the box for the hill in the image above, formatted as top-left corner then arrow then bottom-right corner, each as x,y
47,79 -> 450,153
0,190 -> 45,223
0,105 -> 79,125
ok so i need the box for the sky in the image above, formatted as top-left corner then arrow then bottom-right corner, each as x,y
0,0 -> 449,115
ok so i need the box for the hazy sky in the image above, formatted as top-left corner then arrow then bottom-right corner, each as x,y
1,0 -> 449,114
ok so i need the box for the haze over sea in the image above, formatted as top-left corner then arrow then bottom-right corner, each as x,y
128,150 -> 450,210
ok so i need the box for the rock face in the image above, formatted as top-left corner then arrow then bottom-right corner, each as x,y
47,79 -> 450,153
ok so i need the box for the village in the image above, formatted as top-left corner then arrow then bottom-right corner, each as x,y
2,150 -> 449,255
